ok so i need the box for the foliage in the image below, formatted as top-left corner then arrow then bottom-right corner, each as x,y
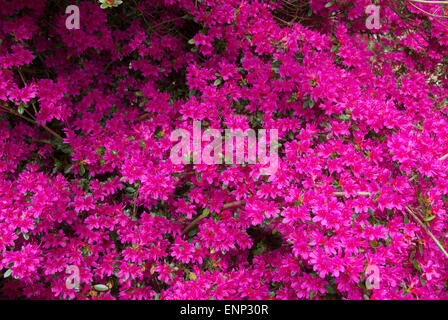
1,0 -> 448,299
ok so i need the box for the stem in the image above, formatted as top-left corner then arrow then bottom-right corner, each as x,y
181,201 -> 244,235
405,206 -> 448,259
333,191 -> 372,197
151,17 -> 186,29
135,113 -> 150,123
407,0 -> 448,4
222,201 -> 245,209
334,151 -> 448,197
439,153 -> 448,161
0,105 -> 36,124
1,103 -> 63,140
12,69 -> 63,141
25,137 -> 53,145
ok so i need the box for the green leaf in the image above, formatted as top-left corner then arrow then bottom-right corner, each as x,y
18,103 -> 25,114
420,277 -> 426,286
411,258 -> 421,272
188,230 -> 197,237
93,284 -> 109,292
189,272 -> 197,281
96,147 -> 106,155
79,165 -> 85,176
4,269 -> 12,278
324,284 -> 337,295
303,100 -> 309,108
325,1 -> 334,8
213,78 -> 222,86
202,207 -> 210,217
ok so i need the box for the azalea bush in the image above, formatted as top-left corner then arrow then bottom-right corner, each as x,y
1,0 -> 448,300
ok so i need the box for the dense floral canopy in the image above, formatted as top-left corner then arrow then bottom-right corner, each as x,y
1,0 -> 448,300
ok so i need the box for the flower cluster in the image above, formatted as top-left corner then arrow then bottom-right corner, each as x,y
1,0 -> 448,300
